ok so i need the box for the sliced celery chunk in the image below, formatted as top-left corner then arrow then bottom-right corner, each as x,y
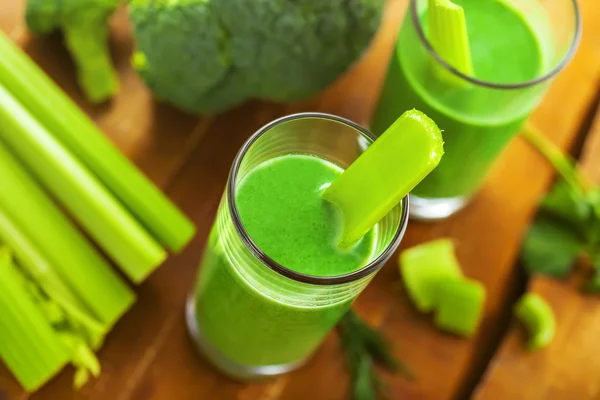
514,293 -> 555,351
400,238 -> 462,312
433,278 -> 486,337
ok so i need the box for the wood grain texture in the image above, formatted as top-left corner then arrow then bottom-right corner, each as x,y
474,102 -> 600,400
1,0 -> 600,399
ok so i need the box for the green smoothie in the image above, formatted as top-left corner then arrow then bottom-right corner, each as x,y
371,0 -> 548,198
193,154 -> 377,367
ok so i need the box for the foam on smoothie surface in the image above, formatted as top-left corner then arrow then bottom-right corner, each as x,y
235,154 -> 376,277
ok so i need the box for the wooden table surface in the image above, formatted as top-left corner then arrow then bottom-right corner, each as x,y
2,1 -> 600,399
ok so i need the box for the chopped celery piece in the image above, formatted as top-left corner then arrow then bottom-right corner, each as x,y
323,110 -> 443,248
433,278 -> 486,337
0,84 -> 166,283
0,256 -> 70,392
399,238 -> 462,312
0,141 -> 135,326
0,32 -> 195,252
428,0 -> 474,87
514,293 -> 555,351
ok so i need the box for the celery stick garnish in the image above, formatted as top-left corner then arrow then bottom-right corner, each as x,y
323,110 -> 443,248
428,0 -> 474,88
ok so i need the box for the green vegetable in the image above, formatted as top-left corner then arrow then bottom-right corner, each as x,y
514,293 -> 555,351
433,278 -> 486,337
0,32 -> 196,253
0,207 -> 106,349
399,239 -> 486,336
0,247 -> 103,390
399,238 -> 462,312
427,0 -> 473,87
0,252 -> 70,392
0,83 -> 166,283
521,216 -> 584,278
25,0 -> 121,103
339,310 -> 413,400
0,140 -> 135,326
520,126 -> 600,291
323,110 -> 444,248
128,0 -> 385,114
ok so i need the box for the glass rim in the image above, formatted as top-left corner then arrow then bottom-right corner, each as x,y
227,112 -> 410,286
410,0 -> 582,90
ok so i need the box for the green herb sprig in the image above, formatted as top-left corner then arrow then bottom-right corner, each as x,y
338,310 -> 414,400
520,126 -> 600,290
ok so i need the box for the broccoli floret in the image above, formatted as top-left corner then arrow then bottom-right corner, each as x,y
26,0 -> 121,103
129,0 -> 385,114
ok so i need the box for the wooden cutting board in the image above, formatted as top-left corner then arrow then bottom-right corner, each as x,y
1,1 -> 600,399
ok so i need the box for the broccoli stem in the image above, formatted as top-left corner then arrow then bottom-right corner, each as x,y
63,21 -> 119,103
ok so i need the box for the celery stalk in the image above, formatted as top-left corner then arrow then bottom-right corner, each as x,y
0,84 -> 166,283
6,247 -> 103,389
322,110 -> 443,248
0,141 -> 135,325
0,208 -> 106,348
0,31 -> 196,252
0,257 -> 70,392
428,0 -> 474,87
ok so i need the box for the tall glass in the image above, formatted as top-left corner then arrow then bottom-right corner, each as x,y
186,113 -> 409,380
371,0 -> 581,220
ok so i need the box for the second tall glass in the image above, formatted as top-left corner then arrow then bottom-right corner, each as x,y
371,0 -> 581,220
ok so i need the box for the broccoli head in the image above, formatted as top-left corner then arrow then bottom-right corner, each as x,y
129,0 -> 385,114
26,0 -> 122,103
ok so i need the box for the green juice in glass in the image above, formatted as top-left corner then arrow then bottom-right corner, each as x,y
372,0 -> 551,201
191,154 -> 378,371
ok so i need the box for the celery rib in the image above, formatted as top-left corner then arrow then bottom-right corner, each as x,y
0,207 -> 86,313
0,207 -> 105,347
0,31 -> 196,252
0,258 -> 70,392
0,84 -> 166,283
322,110 -> 443,248
428,0 -> 474,87
0,141 -> 135,326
